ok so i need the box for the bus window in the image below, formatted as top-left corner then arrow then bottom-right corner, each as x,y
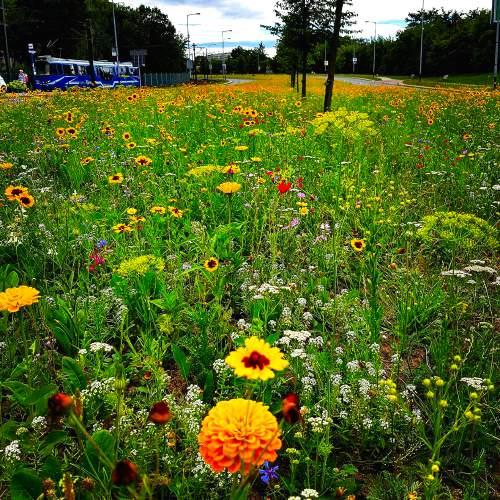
97,66 -> 113,81
77,65 -> 88,75
35,61 -> 50,75
129,67 -> 138,76
50,64 -> 62,75
62,64 -> 75,75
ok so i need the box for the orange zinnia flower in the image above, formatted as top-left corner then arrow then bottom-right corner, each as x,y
0,285 -> 40,313
198,398 -> 281,474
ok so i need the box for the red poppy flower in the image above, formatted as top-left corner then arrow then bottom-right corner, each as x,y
111,460 -> 138,486
277,180 -> 292,194
48,393 -> 73,416
281,393 -> 301,424
148,401 -> 172,425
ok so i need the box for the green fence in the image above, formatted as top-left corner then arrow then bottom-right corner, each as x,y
143,72 -> 190,87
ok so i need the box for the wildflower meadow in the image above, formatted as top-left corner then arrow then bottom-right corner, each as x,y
0,76 -> 498,499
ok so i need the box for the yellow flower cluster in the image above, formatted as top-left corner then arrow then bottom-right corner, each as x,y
311,107 -> 376,139
116,255 -> 165,277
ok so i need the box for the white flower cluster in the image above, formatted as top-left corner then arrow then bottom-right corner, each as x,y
301,488 -> 320,498
89,342 -> 114,353
460,377 -> 485,391
212,358 -> 230,375
81,377 -> 116,398
1,440 -> 21,462
307,411 -> 332,433
278,330 -> 311,347
31,416 -> 47,433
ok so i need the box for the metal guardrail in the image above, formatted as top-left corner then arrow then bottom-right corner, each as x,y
143,72 -> 190,87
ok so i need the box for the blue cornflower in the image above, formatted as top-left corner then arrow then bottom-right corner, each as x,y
259,461 -> 279,485
97,239 -> 107,248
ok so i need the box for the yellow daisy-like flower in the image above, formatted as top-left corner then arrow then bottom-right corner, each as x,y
80,157 -> 94,165
108,173 -> 124,184
126,141 -> 137,149
203,257 -> 219,272
225,336 -> 289,381
234,145 -> 248,151
221,164 -> 241,174
5,185 -> 29,201
217,182 -> 241,195
168,206 -> 183,218
299,206 -> 309,216
350,238 -> 366,252
17,193 -> 35,208
250,157 -> 262,162
0,286 -> 40,313
150,206 -> 166,215
198,398 -> 282,474
112,223 -> 133,234
135,155 -> 152,167
122,132 -> 132,141
126,208 -> 137,215
55,127 -> 65,137
0,162 -> 13,170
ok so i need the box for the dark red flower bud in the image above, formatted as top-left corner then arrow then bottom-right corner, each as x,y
48,393 -> 73,417
111,459 -> 138,486
281,393 -> 301,424
148,401 -> 171,425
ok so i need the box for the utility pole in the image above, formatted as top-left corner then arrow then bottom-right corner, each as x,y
324,39 -> 327,74
192,43 -> 197,82
86,18 -> 96,86
1,0 -> 11,81
111,0 -> 120,76
186,12 -> 200,75
418,0 -> 425,81
494,20 -> 499,90
222,29 -> 232,80
365,21 -> 377,79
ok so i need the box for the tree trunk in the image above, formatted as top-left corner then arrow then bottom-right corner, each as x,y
301,0 -> 307,98
323,0 -> 345,112
291,69 -> 295,88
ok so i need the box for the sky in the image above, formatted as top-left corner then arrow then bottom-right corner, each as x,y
120,0 -> 492,57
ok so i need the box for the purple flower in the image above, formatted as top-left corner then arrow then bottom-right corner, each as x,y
297,192 -> 306,198
290,218 -> 300,228
97,239 -> 107,248
259,461 -> 279,485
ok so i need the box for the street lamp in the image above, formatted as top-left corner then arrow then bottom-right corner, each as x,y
186,12 -> 200,65
222,29 -> 232,80
418,0 -> 425,81
111,0 -> 120,76
365,20 -> 377,79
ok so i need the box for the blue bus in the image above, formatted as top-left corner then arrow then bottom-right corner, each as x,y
33,55 -> 140,90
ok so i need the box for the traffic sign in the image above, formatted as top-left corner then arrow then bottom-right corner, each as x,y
352,57 -> 358,63
324,60 -> 328,66
493,0 -> 500,22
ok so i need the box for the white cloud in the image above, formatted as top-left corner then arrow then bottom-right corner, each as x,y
119,0 -> 492,55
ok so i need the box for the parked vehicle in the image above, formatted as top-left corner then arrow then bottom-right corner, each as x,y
0,75 -> 6,92
33,55 -> 140,90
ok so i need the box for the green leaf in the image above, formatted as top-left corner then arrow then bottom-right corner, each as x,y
40,456 -> 62,481
40,430 -> 68,457
6,270 -> 19,288
24,384 -> 58,406
62,356 -> 87,391
0,420 -> 19,442
2,381 -> 31,406
203,370 -> 214,402
172,344 -> 191,380
84,430 -> 115,471
11,469 -> 43,500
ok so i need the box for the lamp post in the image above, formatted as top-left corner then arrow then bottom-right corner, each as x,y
186,12 -> 200,70
222,29 -> 232,80
1,0 -> 11,81
365,20 -> 377,79
111,0 -> 120,77
418,0 -> 425,81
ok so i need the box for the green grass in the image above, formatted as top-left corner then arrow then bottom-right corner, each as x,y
0,75 -> 498,499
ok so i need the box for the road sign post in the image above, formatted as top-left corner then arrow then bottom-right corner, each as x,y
493,0 -> 500,89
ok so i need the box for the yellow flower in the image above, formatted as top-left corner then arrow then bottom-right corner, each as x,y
217,182 -> 241,195
126,142 -> 137,149
126,208 -> 137,215
135,155 -> 152,167
150,206 -> 166,215
234,145 -> 248,151
108,173 -> 124,184
198,399 -> 281,474
168,206 -> 183,218
112,223 -> 133,234
299,206 -> 309,216
225,336 -> 288,381
350,238 -> 366,252
0,286 -> 40,313
5,185 -> 29,201
17,193 -> 35,208
221,164 -> 241,174
250,157 -> 262,162
80,157 -> 94,165
0,162 -> 13,169
203,257 -> 219,272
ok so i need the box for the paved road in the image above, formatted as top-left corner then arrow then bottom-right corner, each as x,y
322,75 -> 403,87
225,78 -> 255,85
